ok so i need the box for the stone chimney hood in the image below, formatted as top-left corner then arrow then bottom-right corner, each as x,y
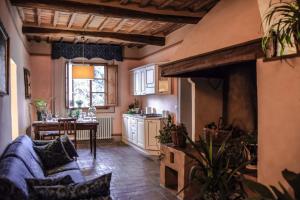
160,38 -> 264,77
159,0 -> 263,77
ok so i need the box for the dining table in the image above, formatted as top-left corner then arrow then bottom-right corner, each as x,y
32,119 -> 99,159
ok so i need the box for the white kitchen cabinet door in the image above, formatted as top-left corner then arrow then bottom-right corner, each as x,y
145,120 -> 160,150
134,71 -> 141,95
130,118 -> 138,144
140,69 -> 146,95
145,65 -> 155,94
122,116 -> 129,141
137,120 -> 145,148
128,118 -> 134,142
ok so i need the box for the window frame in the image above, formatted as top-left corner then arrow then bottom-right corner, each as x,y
66,62 -> 110,109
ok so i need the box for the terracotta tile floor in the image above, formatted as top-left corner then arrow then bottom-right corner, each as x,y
76,142 -> 177,200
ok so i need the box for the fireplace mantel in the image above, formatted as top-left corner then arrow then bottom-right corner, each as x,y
159,38 -> 263,77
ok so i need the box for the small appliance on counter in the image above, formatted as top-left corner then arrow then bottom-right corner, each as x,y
162,110 -> 169,118
145,107 -> 152,115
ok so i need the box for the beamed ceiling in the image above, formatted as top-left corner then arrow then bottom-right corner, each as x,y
10,0 -> 219,48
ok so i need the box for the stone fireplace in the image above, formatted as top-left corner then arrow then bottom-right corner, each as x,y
180,61 -> 258,141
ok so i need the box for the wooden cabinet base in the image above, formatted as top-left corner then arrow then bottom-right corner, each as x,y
122,138 -> 160,156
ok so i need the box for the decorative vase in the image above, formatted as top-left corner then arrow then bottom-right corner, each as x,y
37,111 -> 42,121
171,130 -> 186,148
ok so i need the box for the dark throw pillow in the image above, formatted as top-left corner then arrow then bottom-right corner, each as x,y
26,175 -> 74,196
29,173 -> 112,200
33,140 -> 53,146
26,175 -> 74,188
34,137 -> 72,170
61,135 -> 79,158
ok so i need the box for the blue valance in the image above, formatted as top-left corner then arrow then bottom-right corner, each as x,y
51,42 -> 123,61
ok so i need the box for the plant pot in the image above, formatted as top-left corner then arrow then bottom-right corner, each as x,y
265,32 -> 277,58
171,130 -> 186,148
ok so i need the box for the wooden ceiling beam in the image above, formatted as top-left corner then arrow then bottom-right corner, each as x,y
36,8 -> 42,26
98,18 -> 110,31
68,13 -> 76,28
113,19 -> 127,32
22,25 -> 166,46
140,0 -> 152,7
193,0 -> 215,12
83,15 -> 95,29
128,20 -> 145,32
177,0 -> 198,10
158,0 -> 174,9
10,0 -> 201,24
151,22 -> 172,35
120,0 -> 129,5
53,11 -> 59,27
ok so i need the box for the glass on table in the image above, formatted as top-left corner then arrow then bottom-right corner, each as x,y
46,112 -> 53,121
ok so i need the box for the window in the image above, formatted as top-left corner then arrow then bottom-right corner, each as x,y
66,62 -> 118,108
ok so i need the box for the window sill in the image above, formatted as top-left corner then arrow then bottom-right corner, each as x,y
67,106 -> 116,110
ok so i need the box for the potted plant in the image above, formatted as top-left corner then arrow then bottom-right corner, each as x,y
31,99 -> 47,121
262,0 -> 300,56
171,123 -> 187,148
182,131 -> 251,200
156,115 -> 175,144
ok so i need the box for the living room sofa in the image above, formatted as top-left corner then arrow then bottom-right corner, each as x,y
0,135 -> 85,200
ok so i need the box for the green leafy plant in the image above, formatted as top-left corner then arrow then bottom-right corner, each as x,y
262,0 -> 300,55
156,115 -> 175,144
245,169 -> 300,200
32,99 -> 47,112
182,131 -> 251,200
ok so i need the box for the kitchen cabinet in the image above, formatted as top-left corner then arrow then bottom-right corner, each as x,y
133,70 -> 141,96
130,63 -> 171,96
137,119 -> 145,148
145,120 -> 161,150
122,116 -> 129,141
122,114 -> 165,155
145,65 -> 155,94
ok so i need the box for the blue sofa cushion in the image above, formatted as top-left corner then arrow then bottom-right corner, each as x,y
34,138 -> 72,170
48,169 -> 85,183
29,173 -> 112,200
46,161 -> 80,176
0,156 -> 35,199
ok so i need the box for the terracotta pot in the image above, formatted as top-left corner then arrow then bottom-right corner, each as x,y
171,130 -> 186,148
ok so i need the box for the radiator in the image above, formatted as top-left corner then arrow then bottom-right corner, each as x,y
77,117 -> 113,140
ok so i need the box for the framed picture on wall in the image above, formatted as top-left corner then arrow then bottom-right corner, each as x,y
0,20 -> 9,96
24,68 -> 31,99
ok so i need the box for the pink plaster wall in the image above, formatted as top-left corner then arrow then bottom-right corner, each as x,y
30,55 -> 53,110
172,0 -> 262,60
257,58 -> 300,186
0,1 -> 31,153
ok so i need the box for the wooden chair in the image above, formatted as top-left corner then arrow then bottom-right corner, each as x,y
40,130 -> 60,140
58,118 -> 77,149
